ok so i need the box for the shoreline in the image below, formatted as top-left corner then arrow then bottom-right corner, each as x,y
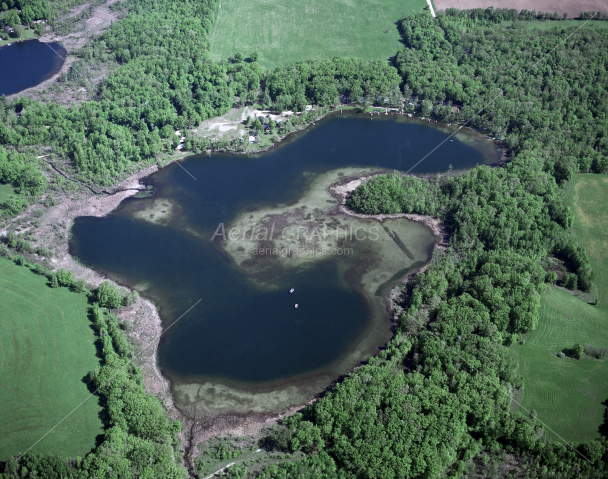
186,107 -> 503,169
329,175 -> 448,242
3,121 -> 456,465
6,49 -> 74,101
6,0 -> 121,103
330,174 -> 449,317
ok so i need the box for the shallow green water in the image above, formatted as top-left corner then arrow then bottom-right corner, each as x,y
70,112 -> 499,411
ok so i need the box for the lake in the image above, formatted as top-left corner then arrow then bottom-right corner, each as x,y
0,39 -> 66,96
69,112 -> 501,413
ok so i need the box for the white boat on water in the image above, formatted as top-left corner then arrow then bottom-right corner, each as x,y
289,288 -> 294,293
294,304 -> 298,308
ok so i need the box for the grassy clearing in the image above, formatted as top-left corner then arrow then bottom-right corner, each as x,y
210,0 -> 428,69
568,174 -> 608,312
0,183 -> 14,203
515,286 -> 608,443
195,433 -> 303,478
0,258 -> 103,461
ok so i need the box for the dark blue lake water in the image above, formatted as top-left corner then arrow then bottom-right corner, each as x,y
70,113 -> 500,388
0,39 -> 66,96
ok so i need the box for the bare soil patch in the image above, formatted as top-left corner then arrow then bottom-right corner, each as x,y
432,0 -> 608,19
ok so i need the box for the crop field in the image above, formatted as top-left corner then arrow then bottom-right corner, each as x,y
209,0 -> 429,69
515,287 -> 608,443
432,0 -> 608,20
0,258 -> 103,461
568,174 -> 608,312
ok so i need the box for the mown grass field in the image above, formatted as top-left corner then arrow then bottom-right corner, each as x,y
568,174 -> 608,312
0,258 -> 103,461
516,287 -> 608,443
209,0 -> 429,69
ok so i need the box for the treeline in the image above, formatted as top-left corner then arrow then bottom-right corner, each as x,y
2,6 -> 608,477
349,164 -> 593,292
3,7 -> 608,185
0,255 -> 186,479
265,58 -> 401,111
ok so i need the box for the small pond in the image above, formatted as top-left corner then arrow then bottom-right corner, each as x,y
70,112 -> 501,413
0,39 -> 66,96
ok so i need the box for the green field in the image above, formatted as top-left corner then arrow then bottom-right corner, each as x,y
516,287 -> 608,443
568,174 -> 608,312
210,0 -> 429,69
515,174 -> 608,443
0,258 -> 103,461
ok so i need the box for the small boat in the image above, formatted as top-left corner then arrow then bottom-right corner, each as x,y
294,304 -> 299,308
289,288 -> 294,293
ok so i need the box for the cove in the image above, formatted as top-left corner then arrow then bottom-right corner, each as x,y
0,39 -> 66,96
69,112 -> 500,413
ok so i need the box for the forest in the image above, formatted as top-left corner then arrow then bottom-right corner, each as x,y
262,9 -> 608,479
1,1 -> 608,477
0,0 -> 48,28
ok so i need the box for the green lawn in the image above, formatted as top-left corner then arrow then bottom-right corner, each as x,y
209,0 -> 428,69
0,258 -> 103,461
516,287 -> 608,443
568,174 -> 608,312
0,29 -> 37,48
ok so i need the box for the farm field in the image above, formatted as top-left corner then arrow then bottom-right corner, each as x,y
515,287 -> 608,443
568,174 -> 608,312
209,0 -> 429,69
432,0 -> 608,20
0,258 -> 103,461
